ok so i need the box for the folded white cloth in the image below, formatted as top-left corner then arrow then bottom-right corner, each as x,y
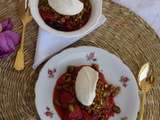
113,0 -> 160,37
33,15 -> 106,69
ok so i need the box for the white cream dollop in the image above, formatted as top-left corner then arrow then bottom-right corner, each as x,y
75,66 -> 99,106
48,0 -> 84,16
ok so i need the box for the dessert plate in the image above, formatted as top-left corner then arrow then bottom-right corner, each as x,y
35,46 -> 139,120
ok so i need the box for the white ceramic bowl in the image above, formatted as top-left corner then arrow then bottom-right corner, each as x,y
30,0 -> 102,38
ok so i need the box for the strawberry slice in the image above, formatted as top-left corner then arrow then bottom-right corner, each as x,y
63,112 -> 70,120
105,97 -> 115,117
91,113 -> 98,120
60,91 -> 75,108
57,75 -> 65,85
106,97 -> 114,109
39,7 -> 55,22
63,105 -> 83,120
68,105 -> 83,120
82,110 -> 91,120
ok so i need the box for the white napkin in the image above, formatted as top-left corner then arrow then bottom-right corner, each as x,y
33,15 -> 106,69
113,0 -> 160,37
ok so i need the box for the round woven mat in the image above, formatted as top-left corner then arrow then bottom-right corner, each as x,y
0,0 -> 160,120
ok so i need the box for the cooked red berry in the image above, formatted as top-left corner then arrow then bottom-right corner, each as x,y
39,7 -> 55,22
91,113 -> 98,120
57,74 -> 66,85
82,110 -> 91,120
60,91 -> 75,108
68,105 -> 82,119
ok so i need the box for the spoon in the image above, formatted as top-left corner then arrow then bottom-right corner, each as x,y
137,63 -> 155,120
14,0 -> 32,71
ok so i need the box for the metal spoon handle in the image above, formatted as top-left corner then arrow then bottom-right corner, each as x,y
14,24 -> 26,71
138,92 -> 146,120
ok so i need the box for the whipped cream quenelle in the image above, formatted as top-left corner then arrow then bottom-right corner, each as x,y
75,66 -> 99,106
48,0 -> 84,16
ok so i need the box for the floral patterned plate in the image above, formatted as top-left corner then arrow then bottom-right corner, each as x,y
35,46 -> 139,120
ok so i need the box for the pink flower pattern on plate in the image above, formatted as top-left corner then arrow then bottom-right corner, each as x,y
120,76 -> 130,88
86,52 -> 97,62
44,107 -> 54,118
48,68 -> 56,78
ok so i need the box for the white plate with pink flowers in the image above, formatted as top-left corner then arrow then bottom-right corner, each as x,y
35,46 -> 139,120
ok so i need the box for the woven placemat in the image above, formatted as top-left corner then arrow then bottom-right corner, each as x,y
0,0 -> 160,120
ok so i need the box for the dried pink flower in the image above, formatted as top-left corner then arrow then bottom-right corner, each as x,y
0,18 -> 20,58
